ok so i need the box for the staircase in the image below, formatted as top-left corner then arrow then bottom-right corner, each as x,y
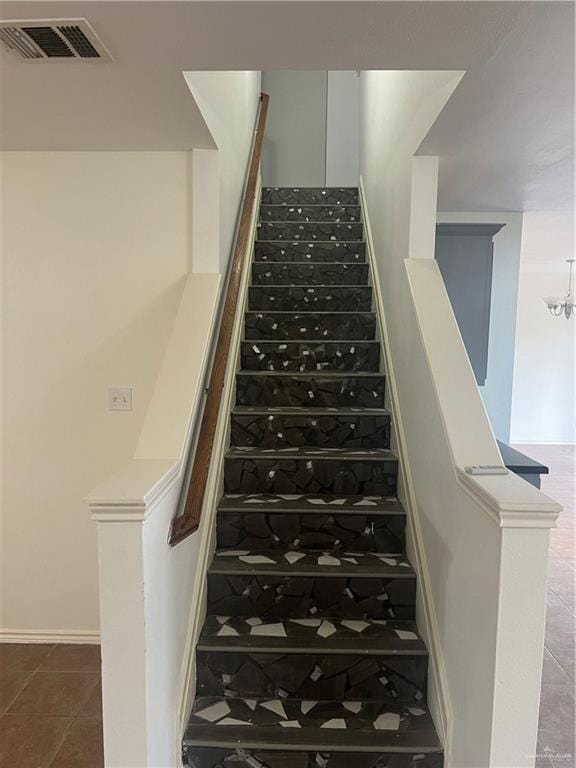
183,187 -> 443,768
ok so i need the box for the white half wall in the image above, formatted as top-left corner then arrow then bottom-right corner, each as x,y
437,212 -> 524,441
511,211 -> 576,443
360,69 -> 558,767
1,151 -> 190,637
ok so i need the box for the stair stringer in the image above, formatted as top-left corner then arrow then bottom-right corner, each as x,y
175,182 -> 263,751
359,176 -> 453,759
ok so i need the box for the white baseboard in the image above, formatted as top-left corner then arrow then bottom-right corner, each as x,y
0,629 -> 100,644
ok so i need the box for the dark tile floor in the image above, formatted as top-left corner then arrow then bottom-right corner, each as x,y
0,643 -> 103,768
515,444 -> 575,768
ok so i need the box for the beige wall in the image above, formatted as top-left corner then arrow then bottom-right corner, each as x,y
1,151 -> 190,636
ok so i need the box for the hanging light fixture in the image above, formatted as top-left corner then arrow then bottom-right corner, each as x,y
543,259 -> 575,319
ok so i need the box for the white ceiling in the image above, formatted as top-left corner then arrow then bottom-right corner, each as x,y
0,1 -> 573,211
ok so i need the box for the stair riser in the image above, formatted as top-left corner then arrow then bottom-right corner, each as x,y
217,512 -> 405,552
255,241 -> 366,263
231,413 -> 391,450
248,287 -> 372,313
185,748 -> 443,768
236,374 -> 385,408
260,205 -> 362,223
261,187 -> 359,206
258,223 -> 363,243
197,651 -> 427,702
241,341 -> 380,373
206,575 -> 416,620
224,457 -> 397,497
245,312 -> 377,341
252,263 -> 369,286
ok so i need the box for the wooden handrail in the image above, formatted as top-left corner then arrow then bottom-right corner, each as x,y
169,92 -> 269,546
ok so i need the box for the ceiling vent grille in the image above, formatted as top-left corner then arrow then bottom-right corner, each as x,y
0,19 -> 112,61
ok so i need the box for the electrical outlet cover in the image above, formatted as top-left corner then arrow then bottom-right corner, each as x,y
108,387 -> 132,411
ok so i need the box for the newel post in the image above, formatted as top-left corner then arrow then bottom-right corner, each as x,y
86,459 -> 179,768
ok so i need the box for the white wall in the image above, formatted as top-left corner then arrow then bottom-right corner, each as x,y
1,151 -> 190,638
511,212 -> 576,443
184,71 -> 261,273
260,70 -> 327,188
326,71 -> 360,187
437,212 -> 523,441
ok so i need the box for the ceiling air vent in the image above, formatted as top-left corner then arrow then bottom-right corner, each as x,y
0,19 -> 113,61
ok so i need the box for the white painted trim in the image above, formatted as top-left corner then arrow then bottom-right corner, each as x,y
174,178 -> 262,749
0,629 -> 100,644
87,459 -> 180,522
456,467 -> 560,529
359,177 -> 453,753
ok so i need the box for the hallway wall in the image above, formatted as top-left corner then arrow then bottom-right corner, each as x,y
436,211 -> 524,442
1,151 -> 190,638
262,70 -> 327,187
511,211 -> 576,444
261,70 -> 360,187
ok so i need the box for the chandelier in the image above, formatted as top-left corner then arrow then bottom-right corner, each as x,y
544,259 -> 575,319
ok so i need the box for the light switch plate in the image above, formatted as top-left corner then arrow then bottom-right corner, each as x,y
108,387 -> 132,411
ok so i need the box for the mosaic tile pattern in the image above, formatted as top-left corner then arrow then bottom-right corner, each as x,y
255,241 -> 366,263
197,651 -> 427,701
252,262 -> 369,286
206,573 -> 417,620
258,222 -> 363,242
218,493 -> 404,514
217,509 -> 403,552
248,287 -> 372,313
184,746 -> 443,768
185,186 -> 441,766
241,341 -> 380,373
199,616 -> 424,652
260,205 -> 362,223
261,187 -> 360,206
230,409 -> 391,450
224,452 -> 397,496
244,312 -> 377,341
236,373 -> 385,408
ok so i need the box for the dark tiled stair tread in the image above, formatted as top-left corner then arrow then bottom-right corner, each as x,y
199,616 -> 426,653
255,242 -> 366,262
218,493 -> 405,515
227,446 -> 396,460
260,206 -> 362,222
249,284 -> 371,288
256,239 -> 363,245
185,697 -> 441,752
261,187 -> 359,204
255,260 -> 366,266
232,406 -> 389,416
246,310 -> 374,315
209,550 -> 414,578
248,288 -> 372,313
237,370 -> 383,378
244,312 -> 377,341
257,226 -> 363,243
